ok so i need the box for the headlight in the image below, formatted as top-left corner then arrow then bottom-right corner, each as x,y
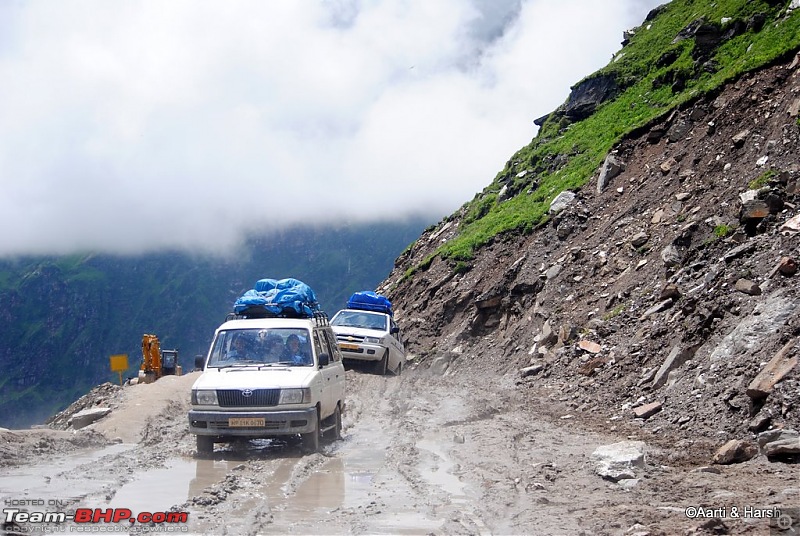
279,388 -> 310,405
363,336 -> 382,344
192,390 -> 218,405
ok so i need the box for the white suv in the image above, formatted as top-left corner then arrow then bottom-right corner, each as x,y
330,309 -> 405,375
188,313 -> 345,454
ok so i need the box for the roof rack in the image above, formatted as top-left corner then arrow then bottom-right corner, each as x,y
312,310 -> 330,327
224,309 -> 330,325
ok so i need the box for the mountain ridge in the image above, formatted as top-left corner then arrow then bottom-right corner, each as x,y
0,219 -> 431,428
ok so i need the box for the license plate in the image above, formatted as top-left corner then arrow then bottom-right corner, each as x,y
339,343 -> 359,351
229,417 -> 265,427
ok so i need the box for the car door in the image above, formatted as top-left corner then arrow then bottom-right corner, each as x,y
388,317 -> 405,370
312,328 -> 339,419
321,328 -> 345,411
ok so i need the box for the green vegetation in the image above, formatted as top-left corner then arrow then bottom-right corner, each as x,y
404,252 -> 436,280
713,224 -> 732,238
603,303 -> 627,321
422,0 -> 800,265
453,261 -> 471,274
748,168 -> 777,189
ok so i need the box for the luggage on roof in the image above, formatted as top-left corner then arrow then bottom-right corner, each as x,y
233,278 -> 320,318
346,291 -> 393,316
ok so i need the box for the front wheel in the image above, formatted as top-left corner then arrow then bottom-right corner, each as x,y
330,404 -> 342,441
196,435 -> 214,456
301,411 -> 320,453
373,350 -> 388,376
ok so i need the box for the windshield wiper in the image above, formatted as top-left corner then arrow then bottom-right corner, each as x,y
212,360 -> 261,369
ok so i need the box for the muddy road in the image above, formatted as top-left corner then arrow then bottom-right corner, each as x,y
1,365 -> 797,535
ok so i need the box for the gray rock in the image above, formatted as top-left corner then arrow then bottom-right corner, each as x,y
597,154 -> 624,193
630,232 -> 649,248
732,129 -> 750,147
661,245 -> 682,267
545,264 -> 563,280
639,299 -> 673,321
722,242 -> 756,262
758,429 -> 799,449
549,191 -> 576,215
763,438 -> 800,457
430,354 -> 454,375
591,441 -> 646,482
538,320 -> 558,346
564,74 -> 619,121
709,293 -> 798,361
653,345 -> 697,388
520,364 -> 544,378
69,408 -> 112,429
748,413 -> 771,433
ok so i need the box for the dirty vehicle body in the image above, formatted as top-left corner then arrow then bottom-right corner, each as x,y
330,309 -> 404,375
188,314 -> 345,454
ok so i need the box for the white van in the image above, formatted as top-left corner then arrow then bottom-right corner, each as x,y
188,313 -> 345,454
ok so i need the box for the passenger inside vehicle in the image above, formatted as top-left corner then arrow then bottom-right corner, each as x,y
285,334 -> 311,365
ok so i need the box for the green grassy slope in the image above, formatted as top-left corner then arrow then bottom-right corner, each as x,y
435,0 -> 800,262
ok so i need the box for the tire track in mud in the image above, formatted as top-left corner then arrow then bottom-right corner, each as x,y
192,366 -> 498,535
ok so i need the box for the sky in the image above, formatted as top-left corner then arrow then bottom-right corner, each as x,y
0,0 -> 667,256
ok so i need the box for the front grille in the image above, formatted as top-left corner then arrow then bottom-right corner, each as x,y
217,389 -> 280,407
337,334 -> 365,343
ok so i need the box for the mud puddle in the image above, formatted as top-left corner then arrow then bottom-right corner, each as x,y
258,423 -> 446,535
87,457 -> 234,512
0,443 -> 132,506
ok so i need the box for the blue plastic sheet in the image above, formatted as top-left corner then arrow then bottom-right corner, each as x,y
346,291 -> 393,316
234,278 -> 320,318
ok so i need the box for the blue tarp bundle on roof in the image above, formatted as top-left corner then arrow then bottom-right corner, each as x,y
233,278 -> 320,318
346,291 -> 393,316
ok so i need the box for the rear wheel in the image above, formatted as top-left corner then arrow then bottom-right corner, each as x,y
394,360 -> 403,376
196,435 -> 214,456
301,411 -> 320,453
373,350 -> 388,376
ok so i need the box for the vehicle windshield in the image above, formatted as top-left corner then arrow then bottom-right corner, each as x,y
331,311 -> 387,331
207,328 -> 313,368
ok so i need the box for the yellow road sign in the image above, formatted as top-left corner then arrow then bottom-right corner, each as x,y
110,354 -> 129,385
109,354 -> 129,372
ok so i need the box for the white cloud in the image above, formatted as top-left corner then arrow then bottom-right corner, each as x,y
0,0 -> 666,256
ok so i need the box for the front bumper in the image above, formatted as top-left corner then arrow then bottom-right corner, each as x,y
338,343 -> 384,362
188,407 -> 317,437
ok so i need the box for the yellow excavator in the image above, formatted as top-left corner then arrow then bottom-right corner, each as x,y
138,334 -> 182,384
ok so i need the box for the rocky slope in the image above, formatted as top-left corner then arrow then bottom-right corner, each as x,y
383,50 -> 800,462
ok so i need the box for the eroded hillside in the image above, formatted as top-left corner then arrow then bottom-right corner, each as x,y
384,50 -> 800,454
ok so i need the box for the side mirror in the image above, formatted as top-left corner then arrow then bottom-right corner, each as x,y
318,353 -> 330,367
194,355 -> 205,371
390,326 -> 400,335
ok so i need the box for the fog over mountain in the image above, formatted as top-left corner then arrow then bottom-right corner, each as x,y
0,0 -> 665,256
